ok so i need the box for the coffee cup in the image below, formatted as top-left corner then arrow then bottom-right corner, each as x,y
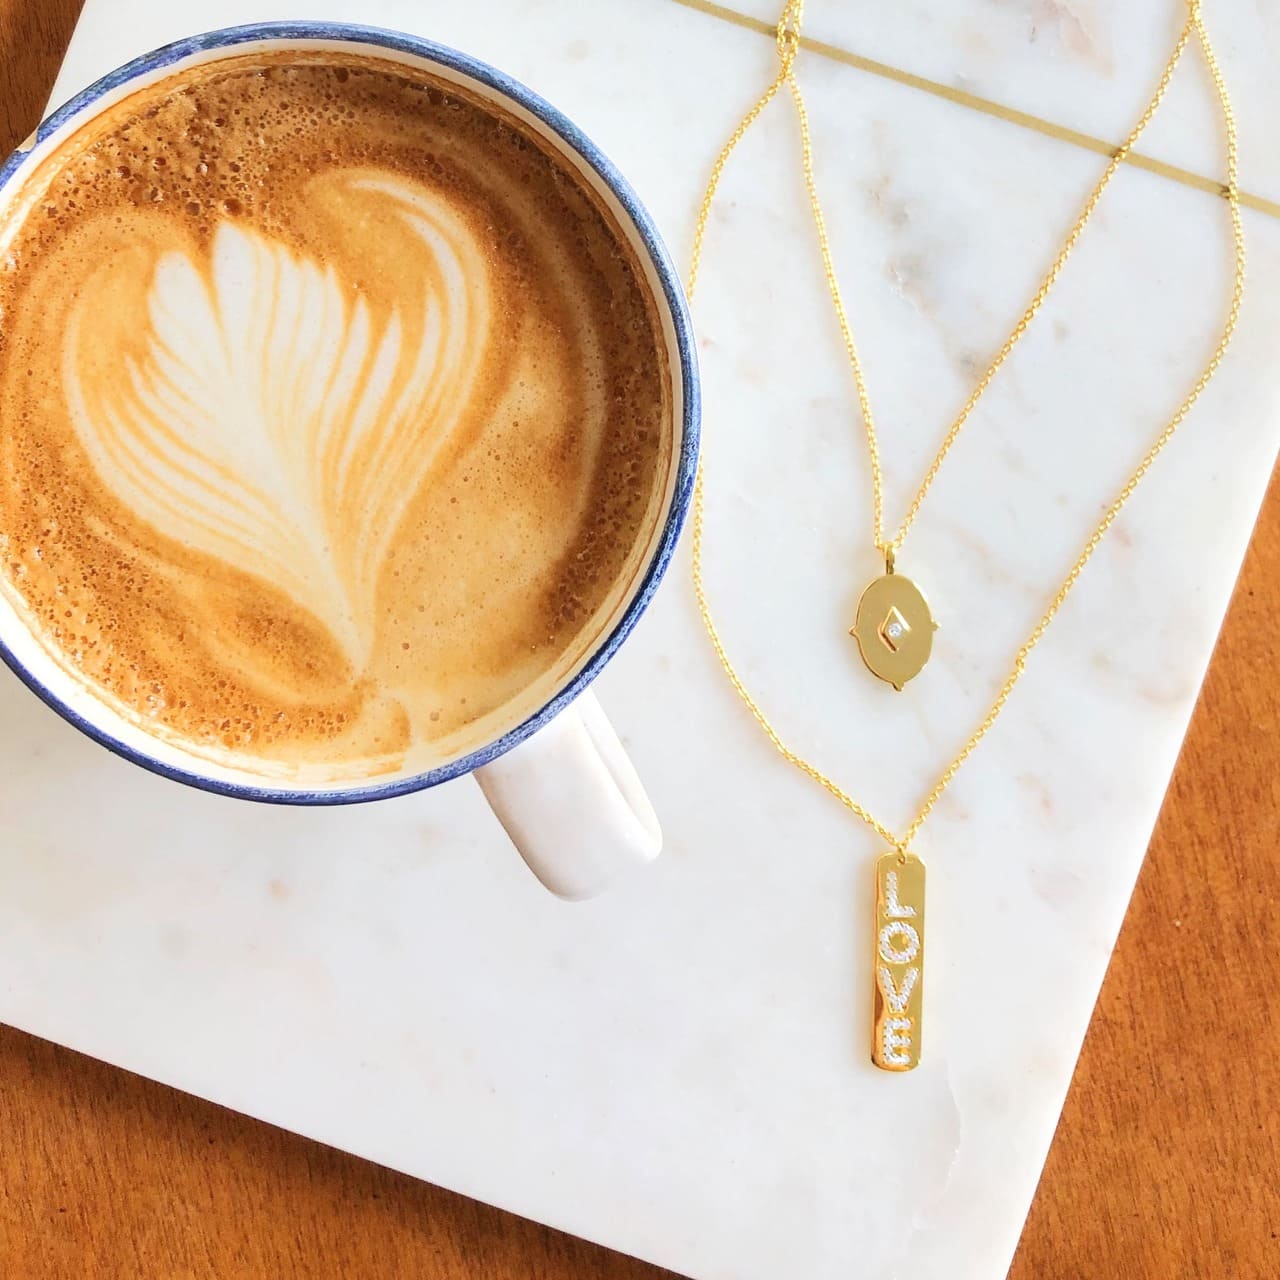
0,23 -> 699,900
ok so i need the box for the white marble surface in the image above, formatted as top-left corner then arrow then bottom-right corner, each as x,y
2,3 -> 1277,1278
721,0 -> 1280,200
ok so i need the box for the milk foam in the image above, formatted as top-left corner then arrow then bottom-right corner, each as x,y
0,54 -> 671,780
66,176 -> 493,668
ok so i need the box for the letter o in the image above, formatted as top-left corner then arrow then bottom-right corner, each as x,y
878,921 -> 920,966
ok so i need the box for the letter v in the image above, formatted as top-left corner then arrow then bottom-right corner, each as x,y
877,965 -> 918,1015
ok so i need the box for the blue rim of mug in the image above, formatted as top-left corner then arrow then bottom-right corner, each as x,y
0,22 -> 701,805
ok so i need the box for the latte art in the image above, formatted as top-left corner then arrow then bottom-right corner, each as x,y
66,177 -> 492,668
0,55 -> 671,780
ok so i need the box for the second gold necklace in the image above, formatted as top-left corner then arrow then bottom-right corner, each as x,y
725,1 -> 1226,691
688,0 -> 1244,1070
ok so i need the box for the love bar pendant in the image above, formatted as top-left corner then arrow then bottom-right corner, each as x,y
872,851 -> 925,1071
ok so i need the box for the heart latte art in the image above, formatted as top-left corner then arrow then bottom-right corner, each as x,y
0,56 -> 672,780
67,180 -> 494,670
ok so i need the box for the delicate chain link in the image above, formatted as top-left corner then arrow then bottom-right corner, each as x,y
688,0 -> 1244,855
885,5 -> 1204,554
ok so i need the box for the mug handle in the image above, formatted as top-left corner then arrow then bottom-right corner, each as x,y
472,689 -> 661,900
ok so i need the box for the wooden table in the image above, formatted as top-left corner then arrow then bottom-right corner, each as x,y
0,3 -> 1275,1275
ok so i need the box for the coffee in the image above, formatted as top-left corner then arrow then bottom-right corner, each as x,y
0,53 -> 672,781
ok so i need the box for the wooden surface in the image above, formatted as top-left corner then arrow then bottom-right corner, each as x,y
0,2 -> 1275,1276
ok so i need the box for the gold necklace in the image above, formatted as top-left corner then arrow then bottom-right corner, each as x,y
693,0 -> 1240,693
687,0 -> 1244,1070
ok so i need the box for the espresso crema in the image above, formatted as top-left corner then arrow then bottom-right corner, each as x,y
0,53 -> 672,780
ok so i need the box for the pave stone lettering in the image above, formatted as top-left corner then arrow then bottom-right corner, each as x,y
871,854 -> 925,1071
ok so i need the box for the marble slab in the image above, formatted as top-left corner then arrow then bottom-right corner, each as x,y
715,0 -> 1280,201
2,2 -> 1277,1278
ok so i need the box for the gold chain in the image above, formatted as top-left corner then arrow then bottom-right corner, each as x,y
688,0 -> 1244,855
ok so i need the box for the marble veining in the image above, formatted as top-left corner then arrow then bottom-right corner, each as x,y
713,0 -> 1280,202
0,3 -> 1277,1280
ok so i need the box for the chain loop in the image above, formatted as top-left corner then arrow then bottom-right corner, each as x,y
775,0 -> 804,67
687,1 -> 1244,855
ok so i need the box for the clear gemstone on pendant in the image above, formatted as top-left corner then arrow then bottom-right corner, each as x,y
879,606 -> 910,652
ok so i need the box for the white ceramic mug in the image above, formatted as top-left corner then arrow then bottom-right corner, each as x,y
0,22 -> 699,901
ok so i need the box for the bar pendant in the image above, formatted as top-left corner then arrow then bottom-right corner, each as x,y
871,851 -> 925,1072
